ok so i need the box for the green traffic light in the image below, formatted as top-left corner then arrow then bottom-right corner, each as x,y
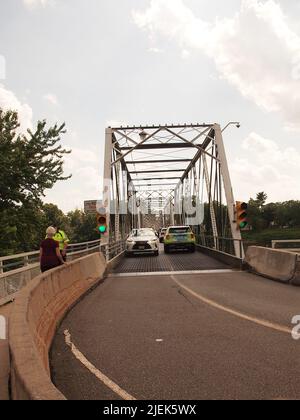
240,222 -> 248,229
99,226 -> 107,233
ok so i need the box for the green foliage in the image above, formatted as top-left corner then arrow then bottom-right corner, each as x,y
68,210 -> 99,243
242,228 -> 300,248
256,192 -> 268,208
42,203 -> 70,232
0,108 -> 72,256
0,109 -> 71,210
247,191 -> 300,233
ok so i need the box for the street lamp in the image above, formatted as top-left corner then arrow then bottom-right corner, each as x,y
222,122 -> 241,133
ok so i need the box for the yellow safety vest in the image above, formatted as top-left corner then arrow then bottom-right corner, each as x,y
53,230 -> 69,251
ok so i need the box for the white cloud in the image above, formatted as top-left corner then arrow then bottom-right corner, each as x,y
44,93 -> 59,106
231,132 -> 300,202
106,119 -> 129,128
148,47 -> 164,54
133,0 -> 300,130
23,0 -> 52,8
63,146 -> 98,171
0,84 -> 33,132
0,55 -> 6,80
44,146 -> 102,212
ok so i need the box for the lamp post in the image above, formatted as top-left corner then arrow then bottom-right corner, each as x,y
222,122 -> 241,133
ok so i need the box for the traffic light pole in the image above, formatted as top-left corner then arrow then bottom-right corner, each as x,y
214,124 -> 245,259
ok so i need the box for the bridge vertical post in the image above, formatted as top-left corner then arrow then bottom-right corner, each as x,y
203,155 -> 219,249
102,128 -> 113,254
214,124 -> 244,259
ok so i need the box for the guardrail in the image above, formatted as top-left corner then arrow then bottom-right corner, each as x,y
0,239 -> 126,300
272,239 -> 300,252
196,234 -> 245,259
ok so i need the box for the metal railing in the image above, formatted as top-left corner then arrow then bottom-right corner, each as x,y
0,240 -> 102,275
196,235 -> 245,259
100,240 -> 126,262
0,239 -> 126,301
272,239 -> 300,252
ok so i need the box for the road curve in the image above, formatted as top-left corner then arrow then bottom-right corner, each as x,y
50,270 -> 300,400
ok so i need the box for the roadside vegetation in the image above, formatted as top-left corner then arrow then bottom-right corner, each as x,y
0,108 -> 99,256
242,192 -> 300,247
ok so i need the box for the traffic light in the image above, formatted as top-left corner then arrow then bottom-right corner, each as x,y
236,201 -> 248,229
97,208 -> 108,234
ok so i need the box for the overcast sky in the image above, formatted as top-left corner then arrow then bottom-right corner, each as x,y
1,0 -> 300,212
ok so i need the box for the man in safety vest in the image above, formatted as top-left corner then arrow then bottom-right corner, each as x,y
53,225 -> 70,262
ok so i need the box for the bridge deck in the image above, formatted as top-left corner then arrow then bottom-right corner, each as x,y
112,246 -> 229,274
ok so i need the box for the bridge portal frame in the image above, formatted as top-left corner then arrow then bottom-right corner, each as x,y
102,123 -> 244,258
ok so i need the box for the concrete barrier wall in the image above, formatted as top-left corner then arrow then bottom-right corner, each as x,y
9,252 -> 106,400
196,245 -> 244,270
245,246 -> 300,285
0,315 -> 9,400
107,251 -> 125,273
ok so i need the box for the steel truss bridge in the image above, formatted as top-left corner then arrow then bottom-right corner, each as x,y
0,122 -> 245,301
102,122 -> 244,258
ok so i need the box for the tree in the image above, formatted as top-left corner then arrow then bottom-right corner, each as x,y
0,109 -> 71,210
248,192 -> 272,231
0,109 -> 71,255
256,192 -> 268,209
42,203 -> 70,232
68,210 -> 99,243
262,203 -> 277,228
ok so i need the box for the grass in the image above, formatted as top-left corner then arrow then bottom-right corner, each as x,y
242,228 -> 300,248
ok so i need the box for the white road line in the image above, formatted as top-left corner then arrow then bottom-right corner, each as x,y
64,330 -> 136,401
109,269 -> 236,278
172,276 -> 292,335
0,316 -> 6,340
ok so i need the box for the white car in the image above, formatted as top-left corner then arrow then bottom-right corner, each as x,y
125,229 -> 159,257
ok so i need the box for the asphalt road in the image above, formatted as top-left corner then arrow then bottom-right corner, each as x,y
50,262 -> 300,400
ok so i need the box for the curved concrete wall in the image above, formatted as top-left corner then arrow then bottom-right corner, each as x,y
9,252 -> 106,400
245,246 -> 300,285
0,315 -> 9,400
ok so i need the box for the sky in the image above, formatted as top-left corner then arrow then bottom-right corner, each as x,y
1,0 -> 300,212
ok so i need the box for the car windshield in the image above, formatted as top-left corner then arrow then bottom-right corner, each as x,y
134,230 -> 156,238
169,227 -> 191,234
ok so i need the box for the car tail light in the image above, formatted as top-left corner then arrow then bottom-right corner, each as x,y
166,235 -> 171,240
190,234 -> 195,239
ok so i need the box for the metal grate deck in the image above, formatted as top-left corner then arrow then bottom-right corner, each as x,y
113,246 -> 230,274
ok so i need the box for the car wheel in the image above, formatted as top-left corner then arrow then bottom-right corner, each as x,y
164,246 -> 169,254
190,246 -> 196,253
